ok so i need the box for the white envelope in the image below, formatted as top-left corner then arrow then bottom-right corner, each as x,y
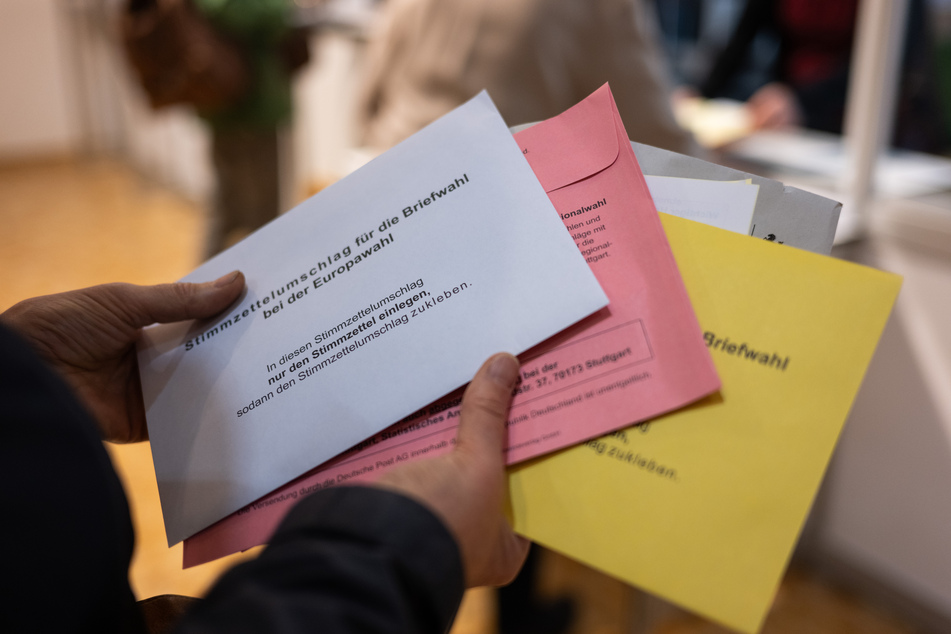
138,92 -> 608,545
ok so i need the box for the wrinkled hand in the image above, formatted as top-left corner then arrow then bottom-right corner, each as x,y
376,353 -> 531,588
0,272 -> 245,443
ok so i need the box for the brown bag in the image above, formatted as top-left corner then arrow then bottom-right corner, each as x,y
121,0 -> 250,112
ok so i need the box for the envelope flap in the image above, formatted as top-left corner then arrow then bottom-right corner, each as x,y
515,84 -> 620,192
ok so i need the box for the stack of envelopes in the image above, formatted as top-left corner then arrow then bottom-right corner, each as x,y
138,85 -> 901,634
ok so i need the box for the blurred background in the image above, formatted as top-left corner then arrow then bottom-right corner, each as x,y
3,0 -> 951,632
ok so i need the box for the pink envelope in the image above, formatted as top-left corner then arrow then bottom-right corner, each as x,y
183,84 -> 719,567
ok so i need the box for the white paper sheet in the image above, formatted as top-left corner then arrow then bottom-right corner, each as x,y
631,141 -> 841,255
645,175 -> 758,235
138,92 -> 608,545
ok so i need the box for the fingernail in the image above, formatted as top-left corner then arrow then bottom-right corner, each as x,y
488,353 -> 520,388
213,271 -> 241,288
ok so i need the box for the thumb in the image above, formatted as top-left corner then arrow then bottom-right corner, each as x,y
454,353 -> 520,461
113,271 -> 245,328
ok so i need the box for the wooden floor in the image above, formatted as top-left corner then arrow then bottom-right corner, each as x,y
0,157 -> 921,634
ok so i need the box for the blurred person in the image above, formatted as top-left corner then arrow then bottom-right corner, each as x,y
1,273 -> 529,633
193,0 -> 309,256
691,0 -> 947,152
122,0 -> 309,258
356,0 -> 697,155
698,0 -> 857,132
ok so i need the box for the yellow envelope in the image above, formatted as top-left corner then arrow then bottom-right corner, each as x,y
508,214 -> 901,634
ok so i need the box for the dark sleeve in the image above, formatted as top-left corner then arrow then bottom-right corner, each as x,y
176,486 -> 465,634
699,0 -> 775,98
0,323 -> 463,634
0,324 -> 144,634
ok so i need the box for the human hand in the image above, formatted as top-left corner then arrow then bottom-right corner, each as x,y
376,353 -> 531,588
746,82 -> 802,130
0,272 -> 245,443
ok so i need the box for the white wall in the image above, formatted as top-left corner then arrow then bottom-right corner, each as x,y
808,215 -> 951,625
0,0 -> 81,159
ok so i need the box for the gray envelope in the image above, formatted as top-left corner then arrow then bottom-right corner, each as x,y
631,142 -> 841,255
